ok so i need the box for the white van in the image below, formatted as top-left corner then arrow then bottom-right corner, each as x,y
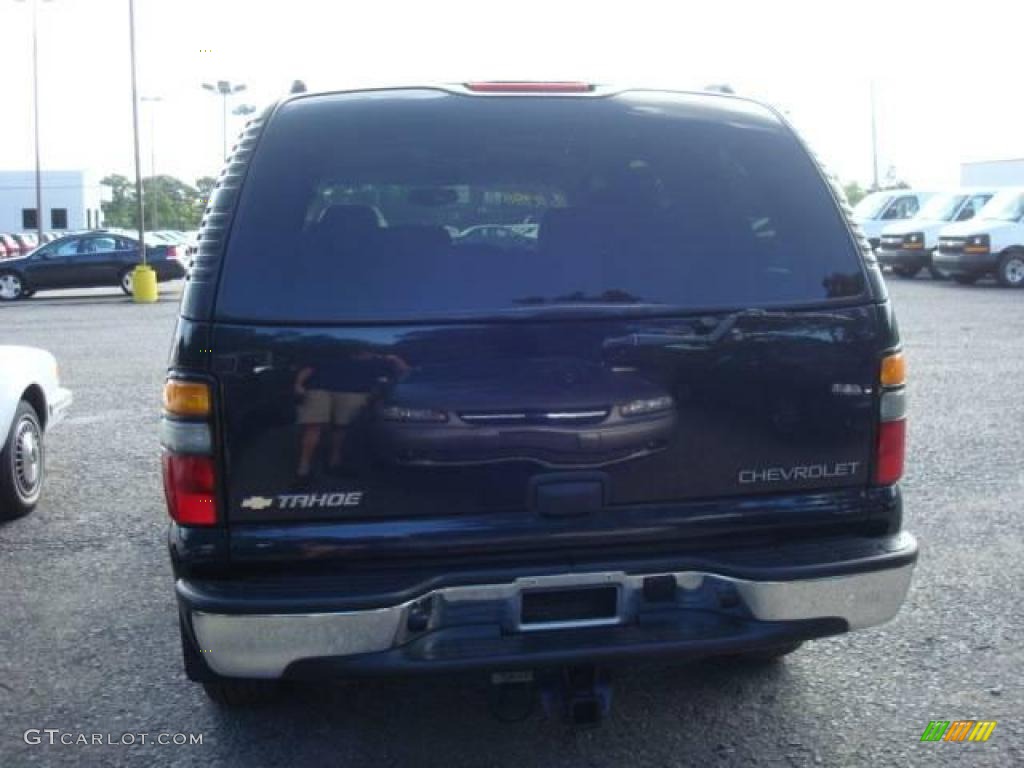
876,189 -> 996,278
852,190 -> 934,250
933,188 -> 1024,287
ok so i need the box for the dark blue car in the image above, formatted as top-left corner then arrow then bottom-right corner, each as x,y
161,83 -> 916,712
0,232 -> 186,299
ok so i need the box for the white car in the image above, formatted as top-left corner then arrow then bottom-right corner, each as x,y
852,189 -> 935,250
933,188 -> 1024,287
876,189 -> 996,279
0,346 -> 72,518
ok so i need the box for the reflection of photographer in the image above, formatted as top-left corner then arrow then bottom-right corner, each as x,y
294,350 -> 409,482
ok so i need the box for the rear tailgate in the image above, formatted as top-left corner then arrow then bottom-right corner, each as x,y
213,305 -> 884,549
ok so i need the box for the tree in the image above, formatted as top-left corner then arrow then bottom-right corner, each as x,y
843,181 -> 868,206
100,173 -> 205,231
195,176 -> 217,212
100,174 -> 135,228
143,176 -> 201,230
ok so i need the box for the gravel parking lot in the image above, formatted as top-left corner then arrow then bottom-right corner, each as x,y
0,278 -> 1021,767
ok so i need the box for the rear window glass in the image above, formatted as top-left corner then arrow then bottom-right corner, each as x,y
217,90 -> 864,323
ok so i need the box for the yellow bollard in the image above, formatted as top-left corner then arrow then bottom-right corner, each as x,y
132,264 -> 159,303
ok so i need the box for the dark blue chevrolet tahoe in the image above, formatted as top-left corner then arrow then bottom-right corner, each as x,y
162,83 -> 917,713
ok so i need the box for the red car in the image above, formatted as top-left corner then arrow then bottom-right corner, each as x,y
0,234 -> 19,259
12,234 -> 38,256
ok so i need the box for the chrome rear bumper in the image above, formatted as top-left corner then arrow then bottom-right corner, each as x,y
188,535 -> 916,679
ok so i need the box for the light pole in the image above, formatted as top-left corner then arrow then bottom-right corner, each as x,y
125,0 -> 156,302
140,95 -> 162,228
15,0 -> 53,244
870,80 -> 880,191
202,80 -> 246,161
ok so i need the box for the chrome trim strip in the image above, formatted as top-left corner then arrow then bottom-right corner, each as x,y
541,411 -> 608,420
459,413 -> 528,422
191,549 -> 917,679
459,410 -> 609,422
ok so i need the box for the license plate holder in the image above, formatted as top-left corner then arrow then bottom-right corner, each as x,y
519,585 -> 620,631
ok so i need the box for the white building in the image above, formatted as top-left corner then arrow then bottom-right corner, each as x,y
960,158 -> 1024,188
0,170 -> 109,233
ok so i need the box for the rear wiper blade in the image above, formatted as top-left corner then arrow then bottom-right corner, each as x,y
603,307 -> 856,350
602,309 -> 770,349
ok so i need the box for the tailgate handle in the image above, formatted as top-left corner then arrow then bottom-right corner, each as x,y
530,473 -> 607,517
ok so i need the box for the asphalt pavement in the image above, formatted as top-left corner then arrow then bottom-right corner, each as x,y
0,277 -> 1021,767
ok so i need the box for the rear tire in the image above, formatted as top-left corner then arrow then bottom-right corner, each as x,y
952,274 -> 979,285
202,679 -> 281,707
0,400 -> 45,519
996,251 -> 1024,288
0,271 -> 26,301
119,269 -> 133,296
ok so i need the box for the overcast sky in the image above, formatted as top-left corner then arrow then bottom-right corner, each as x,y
0,0 -> 1021,190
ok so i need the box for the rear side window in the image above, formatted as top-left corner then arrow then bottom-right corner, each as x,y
83,236 -> 117,253
217,90 -> 865,323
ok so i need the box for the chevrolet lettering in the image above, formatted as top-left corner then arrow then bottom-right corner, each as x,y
738,462 -> 862,484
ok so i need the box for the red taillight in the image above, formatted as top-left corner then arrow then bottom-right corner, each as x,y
167,245 -> 181,260
464,81 -> 593,93
162,453 -> 217,526
875,419 -> 906,485
875,352 -> 907,486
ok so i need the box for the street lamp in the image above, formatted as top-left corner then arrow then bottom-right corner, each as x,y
126,0 -> 157,303
140,95 -> 162,228
202,80 -> 246,161
870,80 -> 880,191
15,0 -> 53,245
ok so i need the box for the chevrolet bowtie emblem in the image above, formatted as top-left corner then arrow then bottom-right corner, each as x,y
240,496 -> 274,510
